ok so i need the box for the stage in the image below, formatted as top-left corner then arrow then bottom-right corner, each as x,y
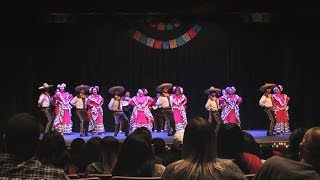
57,130 -> 290,148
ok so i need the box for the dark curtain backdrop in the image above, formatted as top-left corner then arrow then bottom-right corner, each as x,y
1,13 -> 319,132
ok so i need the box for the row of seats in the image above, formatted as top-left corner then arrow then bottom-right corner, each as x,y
68,173 -> 161,180
69,173 -> 255,180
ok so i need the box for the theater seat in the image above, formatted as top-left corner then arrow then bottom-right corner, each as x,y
111,176 -> 161,180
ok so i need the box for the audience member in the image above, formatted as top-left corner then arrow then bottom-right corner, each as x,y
100,136 -> 119,174
151,137 -> 168,166
217,123 -> 263,174
162,117 -> 246,180
69,137 -> 86,173
242,130 -> 262,158
165,130 -> 184,165
0,113 -> 69,179
36,131 -> 71,173
254,127 -> 320,179
112,133 -> 165,177
285,127 -> 308,161
84,137 -> 103,174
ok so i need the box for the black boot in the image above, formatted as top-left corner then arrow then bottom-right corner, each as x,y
114,124 -> 119,137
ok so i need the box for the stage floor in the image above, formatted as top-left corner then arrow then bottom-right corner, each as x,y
58,130 -> 290,147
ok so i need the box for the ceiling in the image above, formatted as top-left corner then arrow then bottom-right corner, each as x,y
37,0 -> 319,15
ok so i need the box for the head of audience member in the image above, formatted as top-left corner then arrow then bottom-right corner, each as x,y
101,136 -> 120,173
286,128 -> 307,161
70,138 -> 86,173
161,117 -> 225,180
112,134 -> 155,177
70,138 -> 85,156
151,138 -> 166,155
242,130 -> 262,158
217,123 -> 243,159
36,131 -> 71,172
4,113 -> 40,160
84,137 -> 103,165
182,117 -> 216,162
132,127 -> 152,144
299,127 -> 320,172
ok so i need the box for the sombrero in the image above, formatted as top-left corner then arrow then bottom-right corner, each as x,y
259,83 -> 276,92
75,85 -> 90,92
38,83 -> 53,90
204,86 -> 221,94
109,86 -> 125,94
156,83 -> 173,92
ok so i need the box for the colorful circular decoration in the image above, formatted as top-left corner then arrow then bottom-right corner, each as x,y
128,24 -> 202,49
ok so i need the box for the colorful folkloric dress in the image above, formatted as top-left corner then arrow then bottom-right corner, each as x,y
87,94 -> 105,133
171,94 -> 188,130
53,92 -> 73,134
272,93 -> 290,133
130,96 -> 154,132
219,94 -> 242,126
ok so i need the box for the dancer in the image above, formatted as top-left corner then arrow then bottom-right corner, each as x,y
151,93 -> 164,132
37,82 -> 54,133
156,83 -> 176,136
108,86 -> 129,137
171,86 -> 188,130
272,85 -> 290,134
205,86 -> 222,133
87,86 -> 105,135
121,91 -> 132,132
129,89 -> 154,132
53,83 -> 73,135
52,84 -> 60,118
219,86 -> 242,127
71,84 -> 90,137
259,83 -> 277,136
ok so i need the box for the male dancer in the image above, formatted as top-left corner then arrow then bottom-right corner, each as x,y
37,83 -> 54,133
259,83 -> 277,136
156,83 -> 176,136
108,86 -> 129,137
205,86 -> 222,133
71,85 -> 90,137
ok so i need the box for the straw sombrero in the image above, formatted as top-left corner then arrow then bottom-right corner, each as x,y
204,86 -> 221,94
156,83 -> 173,92
108,86 -> 125,94
259,83 -> 276,92
75,85 -> 90,92
38,83 -> 53,90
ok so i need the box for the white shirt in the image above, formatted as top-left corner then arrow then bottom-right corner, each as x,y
156,95 -> 173,108
122,96 -> 131,107
108,97 -> 123,111
205,98 -> 220,111
38,93 -> 51,108
259,94 -> 273,108
70,96 -> 87,109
